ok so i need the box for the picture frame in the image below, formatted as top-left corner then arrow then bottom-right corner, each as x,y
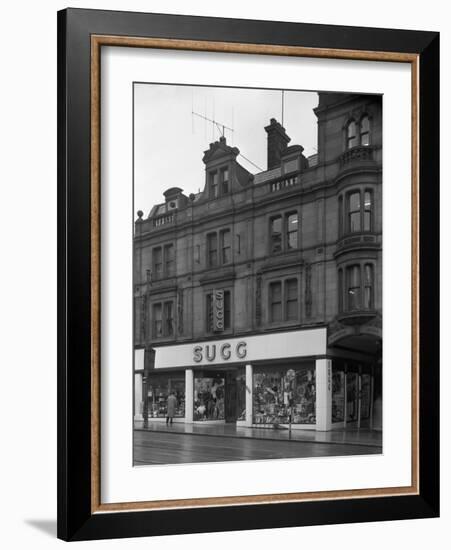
57,7 -> 439,541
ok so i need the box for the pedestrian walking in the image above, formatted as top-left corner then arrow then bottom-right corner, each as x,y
166,392 -> 177,426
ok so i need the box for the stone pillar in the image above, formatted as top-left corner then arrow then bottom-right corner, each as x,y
315,358 -> 332,431
245,364 -> 253,427
185,369 -> 194,423
134,373 -> 143,420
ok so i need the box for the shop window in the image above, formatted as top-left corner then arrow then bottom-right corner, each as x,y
332,367 -> 345,422
346,120 -> 357,149
207,229 -> 232,267
153,300 -> 175,338
206,290 -> 231,332
147,375 -> 185,418
236,369 -> 246,421
270,212 -> 299,253
346,372 -> 358,422
269,278 -> 299,323
253,365 -> 316,425
152,243 -> 175,280
194,376 -> 225,421
360,373 -> 372,420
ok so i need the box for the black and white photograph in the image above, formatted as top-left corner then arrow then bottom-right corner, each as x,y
132,84 -> 383,466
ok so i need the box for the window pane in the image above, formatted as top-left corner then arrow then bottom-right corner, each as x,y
350,212 -> 361,232
347,266 -> 361,310
338,196 -> 343,236
210,172 -> 218,198
347,121 -> 357,149
164,302 -> 174,336
153,303 -> 162,337
165,244 -> 175,276
338,269 -> 343,312
285,279 -> 298,321
286,213 -> 298,249
271,216 -> 282,253
360,116 -> 370,146
364,191 -> 372,231
153,247 -> 162,279
346,372 -> 358,421
349,192 -> 360,212
270,282 -> 282,322
221,229 -> 231,264
207,233 -> 218,266
364,264 -> 373,309
221,168 -> 229,195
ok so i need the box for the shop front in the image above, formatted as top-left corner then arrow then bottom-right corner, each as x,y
135,328 -> 345,430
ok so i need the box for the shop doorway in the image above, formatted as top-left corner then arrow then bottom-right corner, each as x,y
224,371 -> 237,423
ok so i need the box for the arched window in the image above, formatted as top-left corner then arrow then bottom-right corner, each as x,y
346,120 -> 357,149
360,115 -> 370,146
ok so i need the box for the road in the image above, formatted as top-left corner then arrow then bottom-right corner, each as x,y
133,429 -> 381,465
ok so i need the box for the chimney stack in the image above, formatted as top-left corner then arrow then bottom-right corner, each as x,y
264,118 -> 291,170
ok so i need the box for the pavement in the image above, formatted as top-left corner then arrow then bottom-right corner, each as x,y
133,426 -> 382,465
134,419 -> 382,448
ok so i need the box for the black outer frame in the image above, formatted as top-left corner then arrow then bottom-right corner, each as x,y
57,8 -> 439,542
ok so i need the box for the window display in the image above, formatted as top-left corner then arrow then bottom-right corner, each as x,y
360,373 -> 371,420
253,364 -> 316,425
194,376 -> 225,420
236,369 -> 246,421
346,372 -> 358,422
332,368 -> 345,423
147,375 -> 185,418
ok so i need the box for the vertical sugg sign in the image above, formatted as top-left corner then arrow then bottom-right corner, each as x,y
213,289 -> 224,332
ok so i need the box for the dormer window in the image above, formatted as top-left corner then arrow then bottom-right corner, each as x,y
345,115 -> 371,150
210,172 -> 219,198
221,168 -> 229,195
209,168 -> 230,199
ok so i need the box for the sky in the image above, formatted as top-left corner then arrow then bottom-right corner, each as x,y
134,83 -> 319,216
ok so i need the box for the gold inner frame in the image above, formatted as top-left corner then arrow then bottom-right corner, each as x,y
90,35 -> 420,514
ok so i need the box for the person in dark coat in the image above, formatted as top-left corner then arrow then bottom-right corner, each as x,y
166,392 -> 177,426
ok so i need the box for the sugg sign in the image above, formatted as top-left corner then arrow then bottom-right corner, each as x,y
193,341 -> 247,363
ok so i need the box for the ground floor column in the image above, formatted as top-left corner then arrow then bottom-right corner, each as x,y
315,358 -> 332,431
244,364 -> 253,427
185,369 -> 194,423
134,372 -> 143,420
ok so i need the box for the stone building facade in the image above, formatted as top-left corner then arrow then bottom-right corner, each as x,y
133,92 -> 382,432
